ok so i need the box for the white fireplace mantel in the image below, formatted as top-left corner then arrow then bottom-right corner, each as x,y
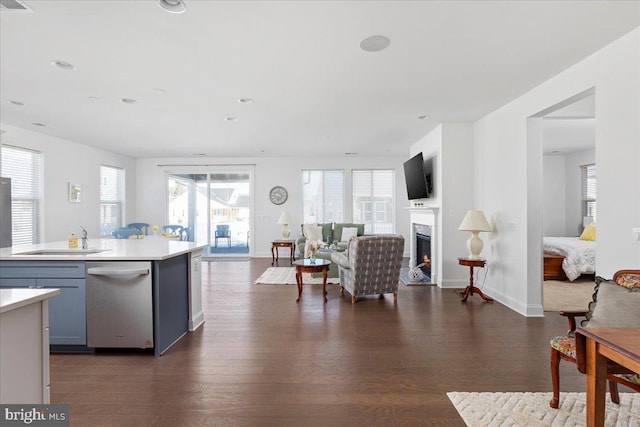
408,207 -> 439,285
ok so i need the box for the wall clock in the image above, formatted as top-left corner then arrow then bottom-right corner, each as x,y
269,186 -> 288,205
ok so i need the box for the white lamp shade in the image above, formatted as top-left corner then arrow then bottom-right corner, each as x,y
277,211 -> 292,225
458,210 -> 491,232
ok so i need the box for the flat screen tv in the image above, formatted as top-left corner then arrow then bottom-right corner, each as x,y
403,153 -> 429,200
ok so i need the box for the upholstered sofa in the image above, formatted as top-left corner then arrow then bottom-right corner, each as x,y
296,223 -> 365,259
330,234 -> 405,303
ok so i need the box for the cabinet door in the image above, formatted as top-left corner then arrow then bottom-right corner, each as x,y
37,279 -> 86,346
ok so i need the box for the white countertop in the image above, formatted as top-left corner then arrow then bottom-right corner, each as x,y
0,288 -> 61,314
0,238 -> 207,261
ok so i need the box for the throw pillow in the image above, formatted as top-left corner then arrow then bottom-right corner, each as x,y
303,224 -> 323,242
340,227 -> 358,242
586,279 -> 640,328
579,224 -> 596,241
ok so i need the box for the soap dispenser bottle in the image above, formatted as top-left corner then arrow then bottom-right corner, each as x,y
68,232 -> 78,248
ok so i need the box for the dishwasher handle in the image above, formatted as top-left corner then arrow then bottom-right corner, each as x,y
87,267 -> 150,277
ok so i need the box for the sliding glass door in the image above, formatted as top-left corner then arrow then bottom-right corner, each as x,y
167,167 -> 252,258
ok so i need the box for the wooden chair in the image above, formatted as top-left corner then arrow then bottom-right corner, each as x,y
127,222 -> 150,235
163,225 -> 183,236
549,269 -> 640,408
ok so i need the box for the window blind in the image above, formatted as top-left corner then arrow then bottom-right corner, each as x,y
581,164 -> 596,221
1,145 -> 43,245
302,170 -> 344,224
352,170 -> 395,234
100,165 -> 125,236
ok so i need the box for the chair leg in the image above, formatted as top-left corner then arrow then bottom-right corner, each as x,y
393,292 -> 397,302
340,286 -> 344,295
609,380 -> 620,404
351,295 -> 356,304
379,294 -> 384,299
550,348 -> 561,409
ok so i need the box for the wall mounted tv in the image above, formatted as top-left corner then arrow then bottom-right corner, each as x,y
403,152 -> 430,200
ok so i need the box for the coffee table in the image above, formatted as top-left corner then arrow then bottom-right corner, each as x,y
292,259 -> 332,303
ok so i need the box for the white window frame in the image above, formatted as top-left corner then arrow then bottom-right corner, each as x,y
352,169 -> 395,234
302,170 -> 344,224
100,165 -> 125,237
1,144 -> 44,245
581,163 -> 596,223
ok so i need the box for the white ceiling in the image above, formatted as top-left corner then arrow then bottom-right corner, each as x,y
1,1 -> 638,159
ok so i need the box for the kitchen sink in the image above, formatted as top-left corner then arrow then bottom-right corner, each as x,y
18,249 -> 106,255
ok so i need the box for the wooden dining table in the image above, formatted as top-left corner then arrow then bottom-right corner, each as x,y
575,327 -> 640,427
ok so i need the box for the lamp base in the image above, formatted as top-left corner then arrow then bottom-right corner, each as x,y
466,231 -> 484,260
281,225 -> 290,240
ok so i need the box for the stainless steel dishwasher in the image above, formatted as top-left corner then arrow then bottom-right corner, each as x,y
86,261 -> 153,349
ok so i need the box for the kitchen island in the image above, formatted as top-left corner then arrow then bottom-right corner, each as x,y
0,238 -> 206,356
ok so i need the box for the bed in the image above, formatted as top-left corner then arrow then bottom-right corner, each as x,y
543,237 -> 596,281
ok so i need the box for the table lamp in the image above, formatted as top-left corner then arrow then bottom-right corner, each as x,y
458,210 -> 491,260
277,211 -> 292,239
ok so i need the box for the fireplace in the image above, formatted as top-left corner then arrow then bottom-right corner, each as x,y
409,207 -> 438,285
416,232 -> 431,279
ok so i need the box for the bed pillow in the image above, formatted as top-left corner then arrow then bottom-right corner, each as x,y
579,224 -> 596,241
340,227 -> 358,242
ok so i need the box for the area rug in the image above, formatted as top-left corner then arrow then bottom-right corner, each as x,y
254,267 -> 340,285
544,277 -> 595,312
447,391 -> 640,427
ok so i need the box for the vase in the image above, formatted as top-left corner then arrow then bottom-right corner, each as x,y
309,253 -> 317,264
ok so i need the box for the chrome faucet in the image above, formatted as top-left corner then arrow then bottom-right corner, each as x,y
80,226 -> 88,249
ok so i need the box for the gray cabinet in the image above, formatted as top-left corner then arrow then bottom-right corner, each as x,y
0,261 -> 86,346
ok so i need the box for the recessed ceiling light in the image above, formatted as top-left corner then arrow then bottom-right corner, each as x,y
360,35 -> 390,52
551,150 -> 561,154
345,152 -> 359,156
88,96 -> 99,100
193,153 -> 206,156
157,0 -> 186,14
9,100 -> 24,106
238,98 -> 254,104
152,88 -> 167,94
225,117 -> 238,122
51,60 -> 76,70
32,122 -> 46,127
260,149 -> 266,153
418,115 -> 430,120
121,98 -> 137,104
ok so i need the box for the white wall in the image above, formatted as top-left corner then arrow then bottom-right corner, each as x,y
564,148 -> 595,235
542,155 -> 566,236
135,155 -> 410,258
0,124 -> 136,243
474,28 -> 640,316
409,123 -> 474,288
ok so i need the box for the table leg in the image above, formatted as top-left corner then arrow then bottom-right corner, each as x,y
461,265 -> 493,303
271,245 -> 275,266
296,267 -> 303,302
585,338 -> 607,427
290,244 -> 294,264
322,266 -> 328,304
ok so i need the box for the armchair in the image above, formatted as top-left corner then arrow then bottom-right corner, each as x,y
330,235 -> 404,303
549,269 -> 640,409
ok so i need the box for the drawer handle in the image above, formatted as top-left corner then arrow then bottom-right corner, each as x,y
87,267 -> 149,276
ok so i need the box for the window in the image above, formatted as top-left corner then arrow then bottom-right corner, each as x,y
581,164 -> 596,222
302,170 -> 344,223
1,145 -> 43,245
352,170 -> 395,234
100,165 -> 125,236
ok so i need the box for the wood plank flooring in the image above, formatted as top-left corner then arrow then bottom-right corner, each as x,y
51,258 -> 590,426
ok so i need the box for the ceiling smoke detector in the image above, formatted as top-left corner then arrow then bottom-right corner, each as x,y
157,0 -> 186,14
360,35 -> 390,52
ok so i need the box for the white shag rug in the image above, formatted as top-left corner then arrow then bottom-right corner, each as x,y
447,392 -> 640,427
254,267 -> 340,285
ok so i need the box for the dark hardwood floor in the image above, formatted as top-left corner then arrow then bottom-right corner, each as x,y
51,258 -> 590,426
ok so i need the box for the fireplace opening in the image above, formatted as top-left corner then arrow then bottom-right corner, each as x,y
416,232 -> 431,280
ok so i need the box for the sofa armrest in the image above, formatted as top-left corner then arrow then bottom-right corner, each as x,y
331,252 -> 350,269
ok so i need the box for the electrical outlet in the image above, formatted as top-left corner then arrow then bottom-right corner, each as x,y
507,222 -> 516,231
633,227 -> 640,243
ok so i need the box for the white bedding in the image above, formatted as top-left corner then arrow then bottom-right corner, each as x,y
543,237 -> 596,281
